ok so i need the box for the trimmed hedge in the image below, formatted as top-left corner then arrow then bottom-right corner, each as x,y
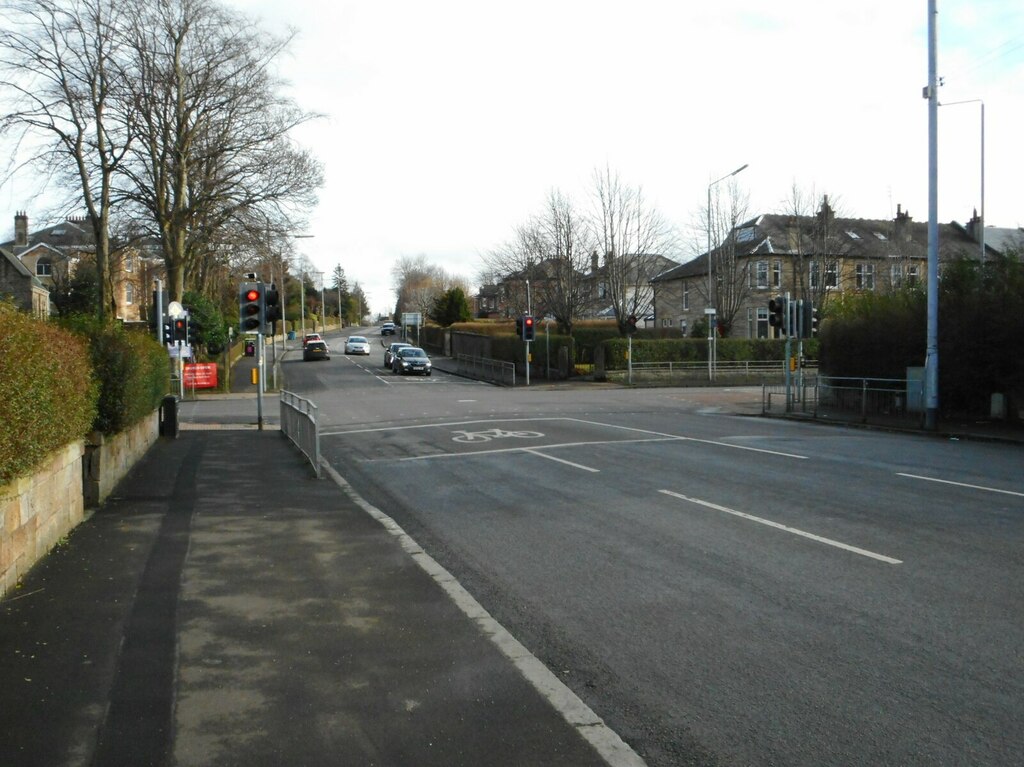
61,315 -> 171,435
600,337 -> 820,370
0,301 -> 98,486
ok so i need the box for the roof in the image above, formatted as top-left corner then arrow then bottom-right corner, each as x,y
1,216 -> 97,254
652,206 -> 993,283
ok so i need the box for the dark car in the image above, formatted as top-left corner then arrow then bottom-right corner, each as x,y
391,346 -> 432,376
384,341 -> 412,367
303,340 -> 330,361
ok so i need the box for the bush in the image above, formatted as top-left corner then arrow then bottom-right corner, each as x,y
60,315 -> 170,434
0,301 -> 98,486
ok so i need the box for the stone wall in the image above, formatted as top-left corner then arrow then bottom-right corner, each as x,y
83,411 -> 159,508
0,442 -> 85,598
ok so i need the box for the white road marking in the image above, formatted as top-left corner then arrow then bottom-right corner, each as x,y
566,417 -> 808,459
524,449 -> 600,472
320,460 -> 647,767
659,490 -> 903,565
396,436 -> 679,462
896,473 -> 1024,498
321,416 -> 567,438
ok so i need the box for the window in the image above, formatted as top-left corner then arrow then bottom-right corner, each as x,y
682,284 -> 689,311
809,261 -> 819,289
36,258 -> 52,276
855,263 -> 875,290
907,265 -> 919,286
824,263 -> 838,289
125,283 -> 135,304
772,260 -> 782,289
756,307 -> 769,339
755,260 -> 769,289
891,264 -> 903,288
846,230 -> 861,239
661,317 -> 673,328
125,255 -> 134,273
736,226 -> 756,243
873,232 -> 888,240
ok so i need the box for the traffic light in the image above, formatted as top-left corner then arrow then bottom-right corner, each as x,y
523,315 -> 535,341
161,318 -> 174,345
239,281 -> 264,334
173,317 -> 187,342
515,316 -> 523,338
264,284 -> 281,327
625,314 -> 638,334
768,296 -> 788,335
802,303 -> 820,338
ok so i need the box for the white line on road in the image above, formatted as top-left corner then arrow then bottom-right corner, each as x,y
395,436 -> 679,462
523,449 -> 600,472
320,460 -> 647,767
896,473 -> 1024,498
567,417 -> 808,460
659,490 -> 903,565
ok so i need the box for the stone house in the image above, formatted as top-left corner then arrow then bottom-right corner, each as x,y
651,198 -> 1008,339
1,211 -> 163,321
0,245 -> 51,317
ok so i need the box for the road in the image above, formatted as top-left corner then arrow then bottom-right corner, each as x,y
285,327 -> 1024,766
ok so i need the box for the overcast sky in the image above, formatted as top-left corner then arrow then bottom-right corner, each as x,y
5,1 -> 1022,317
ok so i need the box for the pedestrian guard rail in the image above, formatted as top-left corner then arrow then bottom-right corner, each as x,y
280,390 -> 321,477
454,353 -> 516,387
763,375 -> 924,428
618,360 -> 815,384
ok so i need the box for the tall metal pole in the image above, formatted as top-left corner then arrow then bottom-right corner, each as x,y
925,0 -> 940,430
707,163 -> 749,382
525,279 -> 531,387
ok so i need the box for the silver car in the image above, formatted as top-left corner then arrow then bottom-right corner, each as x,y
344,336 -> 371,355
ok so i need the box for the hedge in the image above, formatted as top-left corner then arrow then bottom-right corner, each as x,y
60,315 -> 171,434
0,301 -> 98,486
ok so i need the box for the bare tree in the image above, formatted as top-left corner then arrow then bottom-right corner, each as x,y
590,165 -> 677,332
115,0 -> 322,301
778,187 -> 849,312
695,179 -> 751,337
0,0 -> 133,319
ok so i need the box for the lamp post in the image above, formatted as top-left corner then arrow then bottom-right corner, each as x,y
939,98 -> 984,263
707,162 -> 749,380
316,271 -> 325,332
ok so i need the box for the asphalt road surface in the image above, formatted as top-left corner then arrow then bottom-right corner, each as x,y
285,328 -> 1024,767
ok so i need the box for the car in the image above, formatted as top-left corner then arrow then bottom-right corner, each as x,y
344,336 -> 371,355
391,346 -> 432,376
303,333 -> 323,348
380,322 -> 396,336
384,341 -> 412,367
303,340 -> 330,361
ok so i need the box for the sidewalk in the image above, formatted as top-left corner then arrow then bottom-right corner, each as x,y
0,420 -> 638,766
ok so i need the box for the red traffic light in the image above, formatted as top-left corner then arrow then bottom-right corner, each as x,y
524,317 -> 534,327
245,289 -> 260,302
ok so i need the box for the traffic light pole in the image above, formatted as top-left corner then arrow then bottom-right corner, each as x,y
257,333 -> 265,431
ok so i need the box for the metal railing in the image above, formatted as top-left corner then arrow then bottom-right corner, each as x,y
763,375 -> 925,427
455,354 -> 516,386
614,360 -> 814,384
280,390 -> 320,477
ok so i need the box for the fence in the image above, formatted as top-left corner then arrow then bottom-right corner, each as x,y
613,360 -> 812,385
454,354 -> 516,386
763,375 -> 924,427
280,390 -> 320,477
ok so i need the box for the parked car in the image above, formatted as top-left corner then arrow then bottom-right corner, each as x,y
303,340 -> 330,361
380,322 -> 396,336
391,346 -> 432,376
384,341 -> 412,367
344,336 -> 371,355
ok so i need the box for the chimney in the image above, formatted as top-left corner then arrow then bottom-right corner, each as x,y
591,250 -> 599,273
894,204 -> 912,242
14,211 -> 28,248
967,207 -> 982,243
786,216 -> 800,252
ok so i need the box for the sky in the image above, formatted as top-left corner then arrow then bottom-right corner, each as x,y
4,1 -> 1022,317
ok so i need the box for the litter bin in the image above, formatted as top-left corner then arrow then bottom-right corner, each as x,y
159,394 -> 179,438
287,331 -> 296,340
244,340 -> 255,357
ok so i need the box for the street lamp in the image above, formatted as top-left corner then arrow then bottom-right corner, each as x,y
707,162 -> 749,380
939,98 -> 985,263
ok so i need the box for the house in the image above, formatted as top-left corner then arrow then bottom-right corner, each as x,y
1,211 -> 163,321
651,198 -> 1010,339
0,245 -> 51,317
582,250 -> 679,324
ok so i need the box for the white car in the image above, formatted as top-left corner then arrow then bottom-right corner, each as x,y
344,336 -> 371,355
